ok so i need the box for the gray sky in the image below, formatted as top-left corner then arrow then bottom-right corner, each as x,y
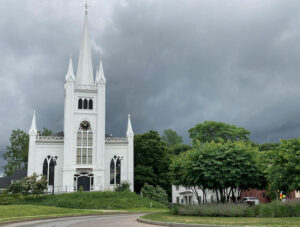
1,0 -> 300,171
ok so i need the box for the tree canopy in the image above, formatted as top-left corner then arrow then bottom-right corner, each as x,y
3,129 -> 29,176
161,129 -> 183,147
170,140 -> 266,203
134,130 -> 171,194
267,138 -> 300,193
189,121 -> 250,144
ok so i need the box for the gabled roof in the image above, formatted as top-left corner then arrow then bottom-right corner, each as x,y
0,169 -> 27,189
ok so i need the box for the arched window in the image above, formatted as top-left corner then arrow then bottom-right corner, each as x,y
88,99 -> 93,110
42,157 -> 55,186
110,156 -> 122,185
110,159 -> 115,184
76,121 -> 92,164
78,98 -> 83,109
43,159 -> 48,177
83,99 -> 88,109
116,158 -> 121,184
49,159 -> 55,186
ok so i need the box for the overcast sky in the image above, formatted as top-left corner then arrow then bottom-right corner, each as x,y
1,0 -> 300,171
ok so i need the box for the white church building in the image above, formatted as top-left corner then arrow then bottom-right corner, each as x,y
27,9 -> 134,193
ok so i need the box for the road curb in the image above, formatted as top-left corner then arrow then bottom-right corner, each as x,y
137,217 -> 245,227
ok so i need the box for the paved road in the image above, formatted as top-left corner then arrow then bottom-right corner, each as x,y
3,214 -> 161,227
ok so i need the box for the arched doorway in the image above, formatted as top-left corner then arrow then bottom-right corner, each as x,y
74,173 -> 94,191
77,176 -> 90,191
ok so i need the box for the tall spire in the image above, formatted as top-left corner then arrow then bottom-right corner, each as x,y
66,55 -> 75,81
76,10 -> 94,85
96,58 -> 106,84
29,110 -> 37,135
126,114 -> 134,137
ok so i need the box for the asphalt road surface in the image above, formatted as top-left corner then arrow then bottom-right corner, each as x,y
3,214 -> 161,227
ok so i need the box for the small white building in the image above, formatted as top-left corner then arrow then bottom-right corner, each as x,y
27,9 -> 134,193
172,185 -> 216,204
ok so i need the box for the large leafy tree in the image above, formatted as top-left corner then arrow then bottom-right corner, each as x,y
134,130 -> 171,194
161,129 -> 183,147
268,138 -> 300,193
3,127 -> 53,176
3,129 -> 29,176
188,121 -> 250,144
170,140 -> 266,203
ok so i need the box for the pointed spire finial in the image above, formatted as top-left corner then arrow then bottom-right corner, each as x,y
29,110 -> 37,135
76,8 -> 94,85
96,57 -> 106,84
66,55 -> 75,81
84,0 -> 88,14
126,114 -> 134,137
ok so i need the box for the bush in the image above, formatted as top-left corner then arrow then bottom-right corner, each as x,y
114,181 -> 131,192
141,183 -> 168,205
6,174 -> 47,195
171,200 -> 300,217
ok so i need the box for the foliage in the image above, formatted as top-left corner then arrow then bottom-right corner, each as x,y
257,142 -> 280,152
170,144 -> 191,156
7,174 -> 47,195
3,129 -> 29,176
0,191 -> 167,210
188,121 -> 250,144
161,129 -> 183,147
170,201 -> 300,217
170,140 -> 266,203
134,131 -> 171,195
268,138 -> 300,193
141,183 -> 168,205
38,127 -> 53,136
114,181 -> 131,192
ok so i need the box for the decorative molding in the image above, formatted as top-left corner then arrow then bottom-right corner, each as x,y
36,136 -> 64,143
75,84 -> 97,93
105,137 -> 128,143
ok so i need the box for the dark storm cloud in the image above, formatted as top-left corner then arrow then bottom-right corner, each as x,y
1,0 -> 300,172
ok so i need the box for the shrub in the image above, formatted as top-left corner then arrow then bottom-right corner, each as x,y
141,183 -> 168,205
172,200 -> 300,217
114,181 -> 131,192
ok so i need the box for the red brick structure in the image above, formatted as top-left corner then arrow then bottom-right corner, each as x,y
241,189 -> 270,203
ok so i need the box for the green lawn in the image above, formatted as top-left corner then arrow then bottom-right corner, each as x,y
0,205 -> 105,223
141,212 -> 300,226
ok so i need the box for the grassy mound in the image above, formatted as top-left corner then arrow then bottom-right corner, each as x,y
0,191 -> 166,210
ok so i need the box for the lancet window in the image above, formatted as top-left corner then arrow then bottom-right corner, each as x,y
42,157 -> 55,186
78,98 -> 93,110
76,121 -> 93,164
110,156 -> 122,185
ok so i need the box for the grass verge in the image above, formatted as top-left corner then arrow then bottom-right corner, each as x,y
141,212 -> 300,226
0,191 -> 166,210
0,205 -> 105,223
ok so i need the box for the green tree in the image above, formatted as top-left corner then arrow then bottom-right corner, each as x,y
134,131 -> 171,195
268,138 -> 300,194
3,129 -> 29,176
170,140 -> 266,203
38,127 -> 53,136
141,183 -> 168,204
161,129 -> 183,147
170,143 -> 191,156
188,121 -> 250,144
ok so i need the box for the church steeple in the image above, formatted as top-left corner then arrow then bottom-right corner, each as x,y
96,58 -> 106,84
66,56 -> 75,82
76,10 -> 94,85
29,110 -> 37,136
126,114 -> 134,137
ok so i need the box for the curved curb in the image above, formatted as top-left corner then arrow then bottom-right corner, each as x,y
137,217 -> 245,227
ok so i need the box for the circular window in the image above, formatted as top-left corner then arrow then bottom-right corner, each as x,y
80,121 -> 91,130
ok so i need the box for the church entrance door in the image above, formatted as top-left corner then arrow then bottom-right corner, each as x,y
77,176 -> 90,191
